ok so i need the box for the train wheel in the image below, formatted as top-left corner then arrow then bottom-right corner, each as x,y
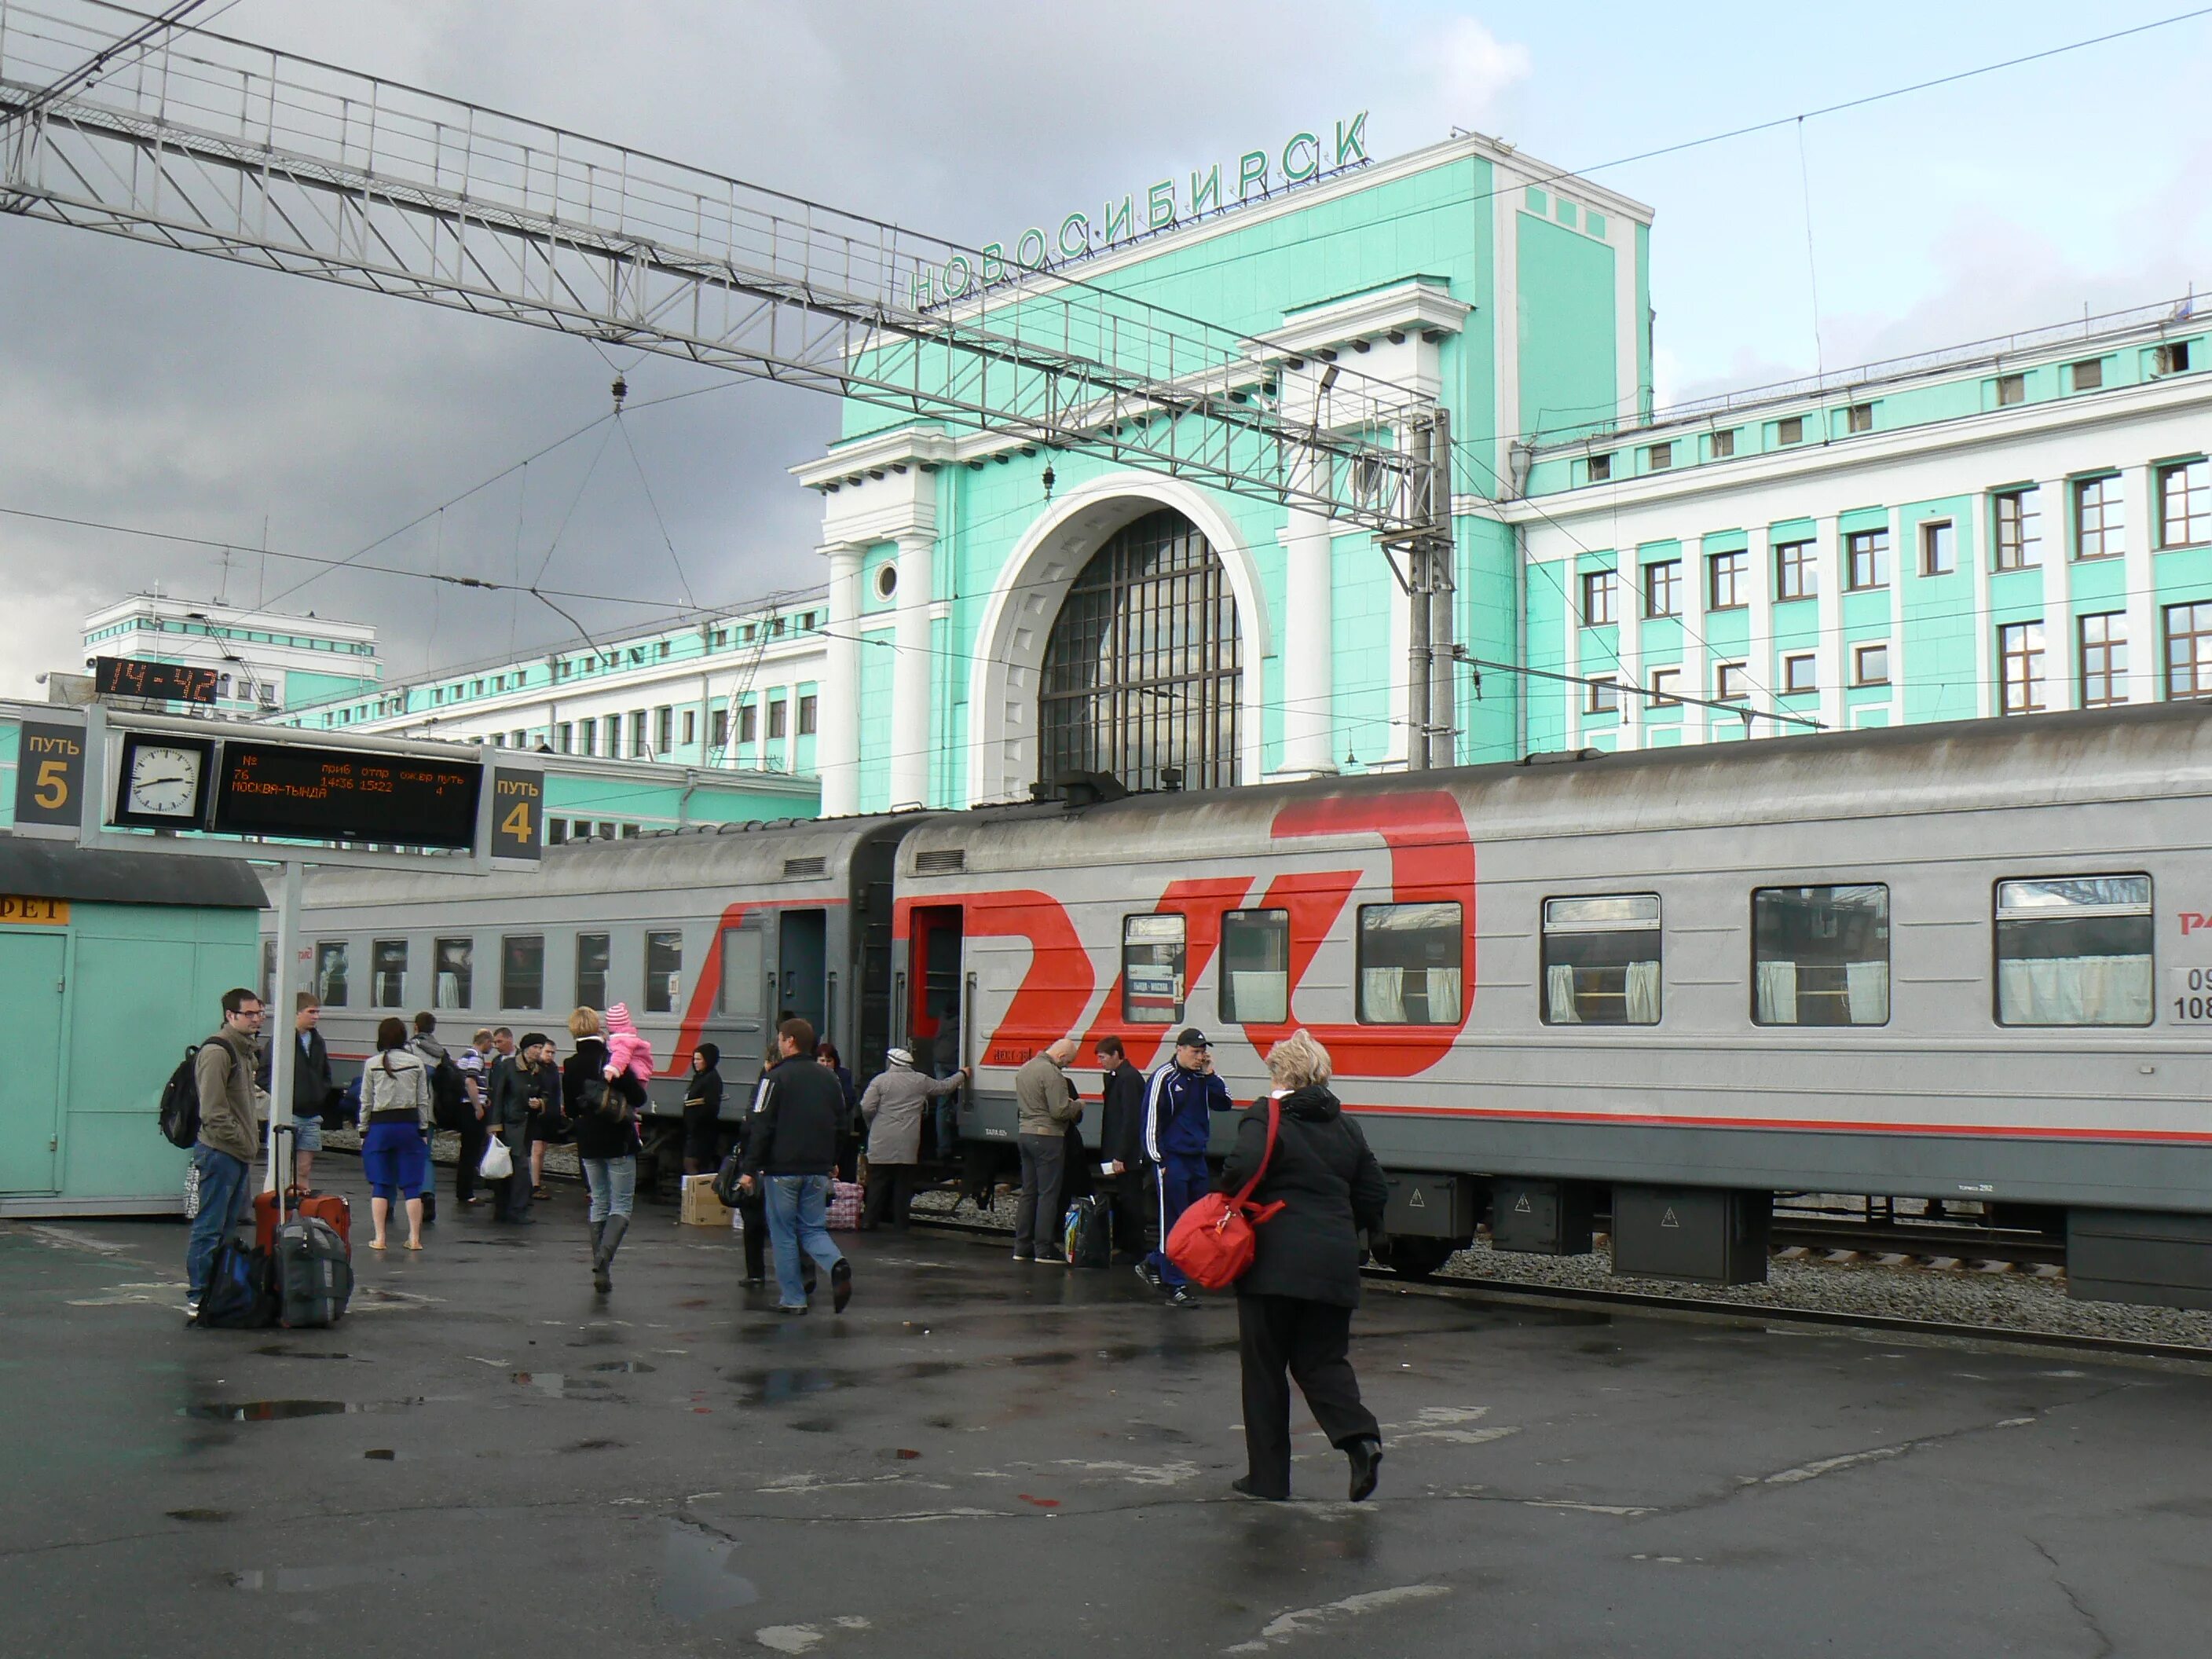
1378,1236 -> 1457,1280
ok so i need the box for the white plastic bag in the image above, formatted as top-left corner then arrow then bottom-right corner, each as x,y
479,1137 -> 514,1181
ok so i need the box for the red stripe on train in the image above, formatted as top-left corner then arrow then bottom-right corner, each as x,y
1338,1101 -> 2212,1144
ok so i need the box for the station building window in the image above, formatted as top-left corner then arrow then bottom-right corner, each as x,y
2165,601 -> 2212,699
739,704 -> 759,745
1039,508 -> 1243,793
315,942 -> 349,1009
434,938 -> 472,1009
1994,875 -> 2152,1027
1646,441 -> 1672,471
1999,621 -> 2046,715
2158,458 -> 2209,548
1778,416 -> 1804,445
2068,357 -> 2104,392
681,709 -> 697,747
1921,520 -> 1956,576
1782,654 -> 1817,695
644,931 -> 683,1014
1853,643 -> 1891,686
1218,910 -> 1289,1024
1846,401 -> 1874,434
1540,894 -> 1660,1025
1710,428 -> 1736,460
576,932 -> 610,1009
1585,676 -> 1621,715
1775,538 -> 1816,600
2075,475 -> 2123,559
1122,914 -> 1187,1024
2079,613 -> 2128,709
1845,528 -> 1889,590
655,706 -> 673,753
1580,569 -> 1617,626
1715,661 -> 1751,701
1997,373 -> 2026,406
1649,665 -> 1683,707
372,939 -> 407,1007
1643,559 -> 1681,618
1588,452 -> 1612,482
768,700 -> 788,740
502,936 -> 544,1011
630,709 -> 649,756
797,694 -> 818,736
1993,488 -> 2041,569
1752,884 -> 1888,1026
1357,903 -> 1463,1025
1708,549 -> 1748,610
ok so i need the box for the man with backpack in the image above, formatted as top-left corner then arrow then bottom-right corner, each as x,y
184,988 -> 266,1320
410,1013 -> 474,1207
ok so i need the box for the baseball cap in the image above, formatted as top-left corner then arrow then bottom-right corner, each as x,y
1174,1027 -> 1210,1049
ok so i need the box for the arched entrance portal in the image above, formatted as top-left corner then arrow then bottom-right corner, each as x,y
1038,508 -> 1242,793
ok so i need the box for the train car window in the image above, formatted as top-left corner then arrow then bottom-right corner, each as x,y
1357,903 -> 1463,1024
1122,914 -> 1187,1024
1220,910 -> 1289,1024
1994,875 -> 2153,1026
501,936 -> 544,1011
1541,895 -> 1661,1025
575,933 -> 610,1010
719,928 -> 764,1019
371,939 -> 408,1007
434,937 -> 473,1009
260,937 -> 276,1004
1751,886 -> 1888,1026
314,941 -> 349,1009
645,930 -> 684,1014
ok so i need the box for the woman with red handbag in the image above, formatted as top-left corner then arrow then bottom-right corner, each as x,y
1218,1030 -> 1389,1502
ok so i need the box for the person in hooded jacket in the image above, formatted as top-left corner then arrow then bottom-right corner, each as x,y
858,1047 -> 968,1230
683,1043 -> 724,1177
565,1005 -> 648,1293
1218,1028 -> 1388,1504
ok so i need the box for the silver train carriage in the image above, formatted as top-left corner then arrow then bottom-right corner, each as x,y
271,816 -> 908,1185
894,702 -> 2212,1306
269,703 -> 2212,1306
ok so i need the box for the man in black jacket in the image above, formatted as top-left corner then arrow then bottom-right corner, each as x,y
740,1018 -> 851,1315
257,992 -> 332,1190
1093,1037 -> 1149,1262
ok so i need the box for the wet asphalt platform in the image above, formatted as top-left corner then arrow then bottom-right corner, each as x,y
3,1160 -> 2208,1659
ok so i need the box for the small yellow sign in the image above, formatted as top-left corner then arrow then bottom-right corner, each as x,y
0,895 -> 69,926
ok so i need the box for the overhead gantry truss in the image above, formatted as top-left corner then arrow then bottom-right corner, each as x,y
0,0 -> 1446,537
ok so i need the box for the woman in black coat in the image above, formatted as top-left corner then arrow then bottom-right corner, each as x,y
1216,1028 -> 1389,1503
564,1008 -> 649,1295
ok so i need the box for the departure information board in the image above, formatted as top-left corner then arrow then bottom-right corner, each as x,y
93,657 -> 222,704
209,741 -> 482,848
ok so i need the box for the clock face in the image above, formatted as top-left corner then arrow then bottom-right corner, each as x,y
126,744 -> 203,817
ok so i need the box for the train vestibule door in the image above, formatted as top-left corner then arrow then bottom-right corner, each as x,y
905,905 -> 966,1074
775,909 -> 828,1043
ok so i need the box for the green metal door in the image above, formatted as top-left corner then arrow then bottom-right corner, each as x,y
0,931 -> 65,1192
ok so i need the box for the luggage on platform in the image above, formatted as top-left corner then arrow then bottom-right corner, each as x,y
826,1179 -> 863,1231
272,1215 -> 353,1328
195,1238 -> 275,1329
1062,1195 -> 1111,1268
255,1188 -> 352,1254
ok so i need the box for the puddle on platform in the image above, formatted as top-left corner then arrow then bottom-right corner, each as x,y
251,1347 -> 362,1361
228,1556 -> 456,1594
183,1400 -> 419,1423
167,1508 -> 232,1523
588,1361 -> 657,1374
561,1437 -> 625,1453
734,1368 -> 844,1406
362,1449 -> 401,1461
511,1372 -> 613,1398
655,1521 -> 760,1623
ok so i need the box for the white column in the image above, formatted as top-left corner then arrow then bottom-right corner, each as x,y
1884,506 -> 1905,729
2124,463 -> 2157,702
1970,500 -> 1994,720
1745,529 -> 1774,736
1563,562 -> 1584,748
1277,499 -> 1338,777
889,530 -> 936,810
2040,477 -> 2072,711
1614,555 -> 1642,751
819,543 -> 863,815
1814,515 -> 1843,734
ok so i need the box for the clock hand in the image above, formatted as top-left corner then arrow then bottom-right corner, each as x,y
134,775 -> 192,787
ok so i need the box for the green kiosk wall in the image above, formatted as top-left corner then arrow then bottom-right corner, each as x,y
0,839 -> 263,1216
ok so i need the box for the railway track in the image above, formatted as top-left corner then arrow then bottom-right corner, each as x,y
1767,1216 -> 2068,1267
902,1210 -> 2212,1368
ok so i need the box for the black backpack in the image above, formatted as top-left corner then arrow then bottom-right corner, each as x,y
428,1054 -> 467,1131
195,1238 -> 275,1329
159,1044 -> 206,1149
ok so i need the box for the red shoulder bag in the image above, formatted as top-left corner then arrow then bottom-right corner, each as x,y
1163,1095 -> 1287,1291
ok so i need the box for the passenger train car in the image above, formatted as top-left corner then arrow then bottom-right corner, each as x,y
274,702 -> 2212,1309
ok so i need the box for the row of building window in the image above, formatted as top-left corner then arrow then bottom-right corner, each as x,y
1578,463 -> 2210,627
301,931 -> 685,1016
1585,345 -> 2196,483
1540,876 -> 2152,1028
1581,601 -> 2212,714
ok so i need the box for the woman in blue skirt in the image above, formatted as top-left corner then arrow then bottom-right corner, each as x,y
357,1016 -> 433,1251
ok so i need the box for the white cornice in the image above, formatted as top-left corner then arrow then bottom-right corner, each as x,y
1252,280 -> 1472,361
790,427 -> 958,489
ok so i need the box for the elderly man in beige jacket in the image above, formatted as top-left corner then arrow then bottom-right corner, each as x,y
1011,1038 -> 1082,1262
859,1047 -> 967,1230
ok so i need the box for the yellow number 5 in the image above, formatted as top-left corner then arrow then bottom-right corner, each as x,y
33,760 -> 69,810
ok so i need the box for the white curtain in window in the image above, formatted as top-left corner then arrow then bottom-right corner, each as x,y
1362,969 -> 1406,1023
1624,960 -> 1662,1025
436,972 -> 463,1009
1755,961 -> 1797,1024
1844,960 -> 1890,1025
1426,969 -> 1462,1024
1545,964 -> 1580,1024
1998,955 -> 2152,1025
1230,971 -> 1287,1024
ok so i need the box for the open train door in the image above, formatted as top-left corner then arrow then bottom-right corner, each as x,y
899,904 -> 968,1167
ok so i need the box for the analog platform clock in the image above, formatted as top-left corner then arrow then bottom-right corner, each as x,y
110,732 -> 216,830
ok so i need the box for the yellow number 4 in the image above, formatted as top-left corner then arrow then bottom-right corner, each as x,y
501,799 -> 533,841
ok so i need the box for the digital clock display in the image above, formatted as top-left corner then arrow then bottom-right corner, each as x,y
209,741 -> 482,848
94,657 -> 222,704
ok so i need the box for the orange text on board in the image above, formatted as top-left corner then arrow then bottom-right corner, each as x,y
0,895 -> 69,926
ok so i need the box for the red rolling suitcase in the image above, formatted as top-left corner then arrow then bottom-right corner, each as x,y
254,1187 -> 352,1253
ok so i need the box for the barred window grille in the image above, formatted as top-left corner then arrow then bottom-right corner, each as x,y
1038,509 -> 1242,793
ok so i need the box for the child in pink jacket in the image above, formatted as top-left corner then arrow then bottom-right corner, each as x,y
602,1002 -> 657,1084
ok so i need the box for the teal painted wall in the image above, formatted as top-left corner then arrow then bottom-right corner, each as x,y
1517,214 -> 1617,445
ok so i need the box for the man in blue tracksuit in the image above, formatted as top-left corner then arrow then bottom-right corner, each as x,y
1138,1027 -> 1232,1307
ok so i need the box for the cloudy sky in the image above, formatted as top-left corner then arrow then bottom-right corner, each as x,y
5,0 -> 2210,696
